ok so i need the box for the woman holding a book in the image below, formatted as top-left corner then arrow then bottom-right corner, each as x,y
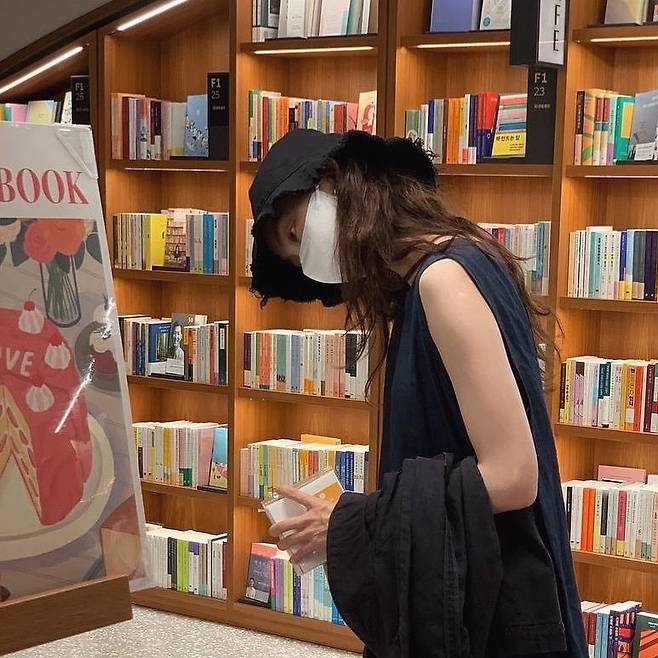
248,129 -> 586,658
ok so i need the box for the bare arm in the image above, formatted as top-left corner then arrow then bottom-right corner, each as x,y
419,258 -> 538,514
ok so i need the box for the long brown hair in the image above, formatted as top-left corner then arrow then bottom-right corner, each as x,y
330,157 -> 552,387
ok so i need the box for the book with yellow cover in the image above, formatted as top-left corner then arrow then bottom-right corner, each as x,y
491,93 -> 527,158
144,213 -> 167,270
301,433 -> 341,445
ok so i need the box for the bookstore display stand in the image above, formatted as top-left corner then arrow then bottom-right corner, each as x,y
5,0 -> 658,651
0,576 -> 132,655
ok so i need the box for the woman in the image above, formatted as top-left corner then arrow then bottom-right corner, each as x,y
248,129 -> 586,657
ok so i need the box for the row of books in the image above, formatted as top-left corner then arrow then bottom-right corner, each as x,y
429,0 -> 511,32
479,221 -> 551,296
245,218 -> 255,276
562,469 -> 658,561
239,435 -> 369,500
573,89 -> 658,165
246,542 -> 344,625
252,0 -> 378,41
120,314 -> 229,385
113,210 -> 230,275
404,92 -> 528,163
134,422 -> 228,490
247,89 -> 376,161
559,356 -> 658,433
0,75 -> 90,126
604,0 -> 658,24
567,227 -> 658,301
581,599 -> 643,658
146,523 -> 228,599
243,329 -> 369,400
111,73 -> 228,160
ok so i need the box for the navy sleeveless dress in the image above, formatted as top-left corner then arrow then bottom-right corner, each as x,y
380,238 -> 587,658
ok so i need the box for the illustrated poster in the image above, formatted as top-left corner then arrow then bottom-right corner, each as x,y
0,122 -> 149,602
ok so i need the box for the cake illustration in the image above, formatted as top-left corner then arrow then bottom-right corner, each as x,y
0,300 -> 92,526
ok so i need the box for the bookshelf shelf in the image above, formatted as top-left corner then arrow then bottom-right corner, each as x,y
238,496 -> 264,510
401,30 -> 511,52
571,551 -> 658,575
238,387 -> 370,409
127,375 -> 229,395
240,161 -> 260,172
141,480 -> 228,500
239,276 -> 252,285
573,24 -> 658,48
113,269 -> 232,286
556,423 -> 658,446
559,297 -> 658,314
232,602 -> 362,653
132,589 -> 229,621
240,35 -> 379,57
566,165 -> 658,179
111,159 -> 231,172
438,164 -> 553,178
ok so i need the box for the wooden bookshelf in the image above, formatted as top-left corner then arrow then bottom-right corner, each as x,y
552,0 -> 658,610
8,0 -> 658,647
141,480 -> 228,500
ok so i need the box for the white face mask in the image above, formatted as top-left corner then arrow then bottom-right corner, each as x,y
299,187 -> 343,284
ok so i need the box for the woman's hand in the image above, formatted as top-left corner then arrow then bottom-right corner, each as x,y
268,485 -> 337,568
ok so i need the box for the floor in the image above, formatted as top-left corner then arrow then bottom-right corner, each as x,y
12,606 -> 358,658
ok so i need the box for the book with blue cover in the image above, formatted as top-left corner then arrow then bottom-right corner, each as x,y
184,94 -> 209,158
429,0 -> 481,32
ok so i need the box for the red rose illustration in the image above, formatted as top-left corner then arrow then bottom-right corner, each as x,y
41,219 -> 86,256
24,222 -> 57,263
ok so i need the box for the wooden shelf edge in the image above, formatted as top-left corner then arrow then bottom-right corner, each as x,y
238,387 -> 370,409
572,550 -> 658,574
133,588 -> 228,620
439,163 -> 553,177
402,29 -> 510,51
0,576 -> 131,655
141,480 -> 228,500
240,35 -> 378,56
573,24 -> 658,47
556,423 -> 658,446
110,159 -> 230,172
113,269 -> 231,285
566,164 -> 658,178
232,602 -> 363,653
127,375 -> 229,394
559,297 -> 658,313
238,495 -> 265,510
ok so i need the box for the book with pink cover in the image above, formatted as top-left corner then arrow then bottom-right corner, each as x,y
5,104 -> 27,122
598,464 -> 647,483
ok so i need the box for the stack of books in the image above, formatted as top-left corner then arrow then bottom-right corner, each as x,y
243,329 -> 369,400
404,92 -> 527,163
567,227 -> 658,301
113,209 -> 229,274
240,434 -> 369,500
248,89 -> 376,161
245,218 -> 254,276
604,0 -> 658,25
120,314 -> 229,385
581,600 -> 642,658
0,75 -> 90,125
572,88 -> 658,165
563,466 -> 658,561
134,422 -> 228,490
559,356 -> 658,433
251,0 -> 378,41
146,523 -> 228,599
246,542 -> 345,625
111,77 -> 228,160
479,221 -> 551,296
428,0 -> 512,32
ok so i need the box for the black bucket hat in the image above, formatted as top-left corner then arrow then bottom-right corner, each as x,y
248,129 -> 437,307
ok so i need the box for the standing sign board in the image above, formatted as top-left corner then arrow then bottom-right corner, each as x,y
0,122 -> 149,603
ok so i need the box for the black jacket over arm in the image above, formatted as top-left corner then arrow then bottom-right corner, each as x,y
327,454 -> 567,658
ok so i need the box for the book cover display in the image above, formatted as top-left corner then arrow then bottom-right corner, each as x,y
184,95 -> 209,158
604,0 -> 649,24
0,123 -> 148,602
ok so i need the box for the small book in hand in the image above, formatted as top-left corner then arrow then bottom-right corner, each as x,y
262,469 -> 344,575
